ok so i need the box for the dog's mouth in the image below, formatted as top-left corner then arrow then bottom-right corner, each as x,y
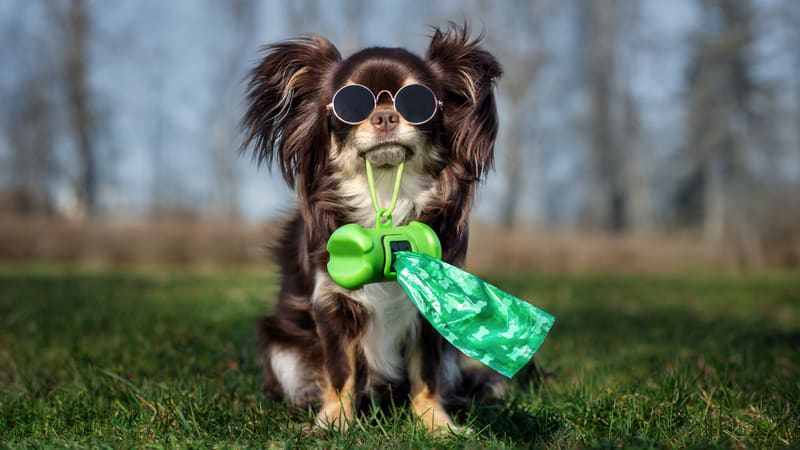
359,143 -> 411,167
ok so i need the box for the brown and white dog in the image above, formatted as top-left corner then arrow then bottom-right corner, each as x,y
242,24 -> 503,433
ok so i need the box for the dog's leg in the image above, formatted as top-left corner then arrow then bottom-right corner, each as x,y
258,317 -> 287,401
312,288 -> 367,431
258,304 -> 323,409
409,320 -> 458,433
316,339 -> 358,431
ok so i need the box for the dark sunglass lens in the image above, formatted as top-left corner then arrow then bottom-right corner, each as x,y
332,85 -> 374,123
395,84 -> 437,124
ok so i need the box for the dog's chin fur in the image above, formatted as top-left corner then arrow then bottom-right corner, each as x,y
242,24 -> 505,433
363,145 -> 406,166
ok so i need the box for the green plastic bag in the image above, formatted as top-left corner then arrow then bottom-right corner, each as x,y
394,251 -> 555,378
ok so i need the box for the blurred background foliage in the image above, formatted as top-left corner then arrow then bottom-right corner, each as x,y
1,0 -> 799,271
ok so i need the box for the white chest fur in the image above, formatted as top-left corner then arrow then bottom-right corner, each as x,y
329,161 -> 438,382
360,282 -> 420,382
313,272 -> 421,383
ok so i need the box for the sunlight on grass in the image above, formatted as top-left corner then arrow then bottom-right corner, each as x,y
0,268 -> 798,448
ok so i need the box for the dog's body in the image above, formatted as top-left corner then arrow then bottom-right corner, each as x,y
242,25 -> 503,432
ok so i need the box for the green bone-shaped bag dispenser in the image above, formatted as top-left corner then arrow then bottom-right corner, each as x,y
326,160 -> 555,377
326,220 -> 442,290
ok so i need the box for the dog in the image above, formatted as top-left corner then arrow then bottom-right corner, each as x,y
241,24 -> 503,433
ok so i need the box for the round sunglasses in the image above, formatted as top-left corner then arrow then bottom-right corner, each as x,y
327,83 -> 443,125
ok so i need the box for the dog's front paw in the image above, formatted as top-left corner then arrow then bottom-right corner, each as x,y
411,390 -> 461,435
315,399 -> 353,432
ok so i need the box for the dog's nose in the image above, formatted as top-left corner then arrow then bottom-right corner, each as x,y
370,110 -> 400,133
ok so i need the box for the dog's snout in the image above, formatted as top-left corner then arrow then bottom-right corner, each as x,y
370,110 -> 400,133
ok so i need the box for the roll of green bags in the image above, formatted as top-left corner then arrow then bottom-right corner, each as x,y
393,251 -> 555,378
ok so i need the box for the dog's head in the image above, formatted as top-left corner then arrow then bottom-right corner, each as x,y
242,24 -> 502,211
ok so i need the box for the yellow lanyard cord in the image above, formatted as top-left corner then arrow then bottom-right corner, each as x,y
365,159 -> 405,227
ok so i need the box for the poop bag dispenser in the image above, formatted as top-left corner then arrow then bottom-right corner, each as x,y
326,220 -> 442,290
326,159 -> 555,378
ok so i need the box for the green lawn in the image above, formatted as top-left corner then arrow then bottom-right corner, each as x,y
1,266 -> 798,448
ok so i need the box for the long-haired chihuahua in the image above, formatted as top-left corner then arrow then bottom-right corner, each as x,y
242,24 -> 503,433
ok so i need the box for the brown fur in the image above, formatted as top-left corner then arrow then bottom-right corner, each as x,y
242,24 -> 504,433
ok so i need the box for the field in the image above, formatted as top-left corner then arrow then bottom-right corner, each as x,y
0,266 -> 798,448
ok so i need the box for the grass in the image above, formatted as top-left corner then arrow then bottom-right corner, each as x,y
0,266 -> 798,448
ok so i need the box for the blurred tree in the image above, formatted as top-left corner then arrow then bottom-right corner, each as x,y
0,3 -> 59,215
206,0 -> 259,220
140,4 -> 197,219
788,1 -> 800,157
616,3 -> 650,231
580,0 -> 619,232
45,0 -> 99,218
576,0 -> 644,234
3,77 -> 57,215
147,61 -> 170,218
477,0 -> 551,230
677,0 -> 764,263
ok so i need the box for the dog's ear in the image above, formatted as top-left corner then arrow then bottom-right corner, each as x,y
241,35 -> 341,192
426,24 -> 502,181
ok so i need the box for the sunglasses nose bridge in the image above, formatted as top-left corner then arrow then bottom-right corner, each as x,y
374,90 -> 395,106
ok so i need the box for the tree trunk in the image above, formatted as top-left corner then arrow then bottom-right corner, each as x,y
63,0 -> 97,218
581,0 -> 628,233
500,117 -> 522,230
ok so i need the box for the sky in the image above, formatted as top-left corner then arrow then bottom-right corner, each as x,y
1,0 -> 797,225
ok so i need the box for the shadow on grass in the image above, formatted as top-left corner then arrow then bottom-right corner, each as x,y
465,399 -> 562,444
